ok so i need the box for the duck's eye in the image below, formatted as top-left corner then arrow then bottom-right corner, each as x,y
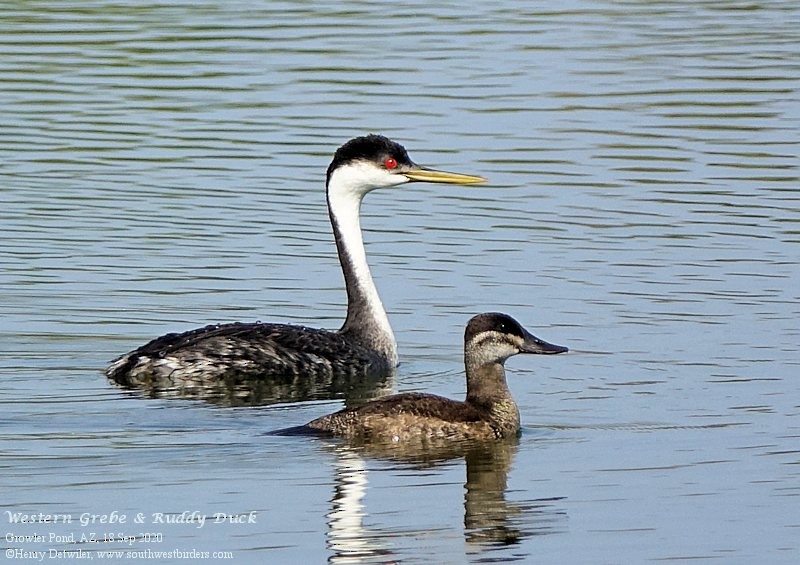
384,157 -> 398,170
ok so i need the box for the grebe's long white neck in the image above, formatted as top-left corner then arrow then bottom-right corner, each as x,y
327,161 -> 399,366
323,135 -> 486,368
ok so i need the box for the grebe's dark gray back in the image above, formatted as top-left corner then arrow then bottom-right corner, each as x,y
299,313 -> 568,441
106,135 -> 486,391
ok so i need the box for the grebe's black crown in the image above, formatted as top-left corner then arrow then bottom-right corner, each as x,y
326,134 -> 413,184
465,313 -> 526,342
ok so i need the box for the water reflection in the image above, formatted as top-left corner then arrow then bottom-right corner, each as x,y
462,444 -> 564,546
110,368 -> 395,407
324,438 -> 565,563
327,448 -> 393,564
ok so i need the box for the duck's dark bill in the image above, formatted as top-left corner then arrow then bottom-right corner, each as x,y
521,333 -> 568,355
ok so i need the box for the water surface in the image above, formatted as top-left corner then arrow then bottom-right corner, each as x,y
2,1 -> 799,563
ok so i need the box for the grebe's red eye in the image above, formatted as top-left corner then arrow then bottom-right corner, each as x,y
384,157 -> 398,170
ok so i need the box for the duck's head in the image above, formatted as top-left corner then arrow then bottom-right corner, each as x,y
465,312 -> 568,366
326,134 -> 486,199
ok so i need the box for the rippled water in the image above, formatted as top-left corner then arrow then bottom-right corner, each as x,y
2,1 -> 799,563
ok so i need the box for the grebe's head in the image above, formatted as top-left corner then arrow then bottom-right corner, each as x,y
326,134 -> 486,200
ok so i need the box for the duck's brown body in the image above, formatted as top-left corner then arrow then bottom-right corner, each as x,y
307,391 -> 520,441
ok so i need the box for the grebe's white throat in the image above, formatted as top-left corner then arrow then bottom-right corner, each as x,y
326,161 -> 410,366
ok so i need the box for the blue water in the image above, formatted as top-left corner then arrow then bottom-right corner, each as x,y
2,1 -> 799,563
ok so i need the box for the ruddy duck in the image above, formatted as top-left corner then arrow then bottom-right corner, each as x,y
302,313 -> 568,441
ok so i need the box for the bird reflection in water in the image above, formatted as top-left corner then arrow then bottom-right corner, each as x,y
115,369 -> 395,408
323,438 -> 566,563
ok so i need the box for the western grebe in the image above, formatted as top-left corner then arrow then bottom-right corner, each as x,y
299,313 -> 568,441
106,135 -> 486,389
